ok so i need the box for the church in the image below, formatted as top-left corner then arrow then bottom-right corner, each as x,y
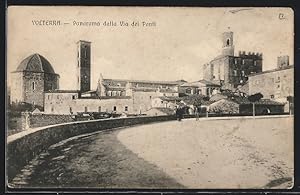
10,53 -> 60,107
202,31 -> 263,90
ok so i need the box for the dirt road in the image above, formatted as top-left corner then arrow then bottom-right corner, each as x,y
11,116 -> 293,189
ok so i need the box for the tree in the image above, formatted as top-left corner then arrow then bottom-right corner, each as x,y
248,93 -> 263,116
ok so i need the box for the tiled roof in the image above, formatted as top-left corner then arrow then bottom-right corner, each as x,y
45,90 -> 80,93
14,53 -> 57,75
79,96 -> 131,99
180,80 -> 220,87
103,78 -> 179,85
229,96 -> 285,105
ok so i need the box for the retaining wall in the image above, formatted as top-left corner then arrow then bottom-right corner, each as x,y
7,115 -> 176,182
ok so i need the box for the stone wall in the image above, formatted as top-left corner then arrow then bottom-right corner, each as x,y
29,114 -> 75,128
7,115 -> 177,182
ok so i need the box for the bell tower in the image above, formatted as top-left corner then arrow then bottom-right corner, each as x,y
222,31 -> 234,56
77,40 -> 91,92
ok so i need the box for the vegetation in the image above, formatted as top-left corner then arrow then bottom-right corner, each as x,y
247,93 -> 263,116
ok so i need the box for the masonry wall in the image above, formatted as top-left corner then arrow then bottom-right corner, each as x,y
7,115 -> 177,183
23,72 -> 45,107
239,104 -> 284,114
44,92 -> 134,115
29,114 -> 75,128
248,67 -> 294,101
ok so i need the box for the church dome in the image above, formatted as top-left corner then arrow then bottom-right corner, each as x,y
15,53 -> 56,74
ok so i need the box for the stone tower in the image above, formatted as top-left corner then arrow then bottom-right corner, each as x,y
10,53 -> 60,107
222,31 -> 234,56
77,40 -> 91,92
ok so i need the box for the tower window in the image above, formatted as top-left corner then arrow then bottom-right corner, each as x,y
84,107 -> 88,112
32,82 -> 35,90
113,106 -> 117,111
125,106 -> 128,111
72,95 -> 76,100
70,107 -> 73,114
226,39 -> 230,46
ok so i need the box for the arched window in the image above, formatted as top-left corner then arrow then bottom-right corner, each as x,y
226,39 -> 230,46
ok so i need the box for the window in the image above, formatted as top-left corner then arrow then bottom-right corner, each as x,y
72,95 -> 76,100
234,59 -> 237,64
85,107 -> 88,112
270,95 -> 274,99
51,106 -> 54,112
32,101 -> 35,105
149,96 -> 152,99
233,70 -> 237,76
125,106 -> 128,111
98,106 -> 101,112
32,82 -> 35,90
277,85 -> 280,89
242,60 -> 245,65
241,71 -> 245,76
113,106 -> 117,111
186,88 -> 192,94
226,38 -> 230,46
254,61 -> 257,66
48,95 -> 51,100
70,107 -> 73,114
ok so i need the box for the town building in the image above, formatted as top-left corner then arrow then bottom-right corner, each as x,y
203,31 -> 263,90
248,55 -> 294,111
179,80 -> 221,97
43,40 -> 183,115
10,53 -> 60,107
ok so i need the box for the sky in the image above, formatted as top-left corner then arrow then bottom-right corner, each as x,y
7,7 -> 294,90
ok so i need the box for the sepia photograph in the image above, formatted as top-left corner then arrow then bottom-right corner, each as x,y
6,6 -> 294,189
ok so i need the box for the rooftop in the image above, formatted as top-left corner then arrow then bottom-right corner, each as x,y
13,53 -> 58,75
249,65 -> 294,77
